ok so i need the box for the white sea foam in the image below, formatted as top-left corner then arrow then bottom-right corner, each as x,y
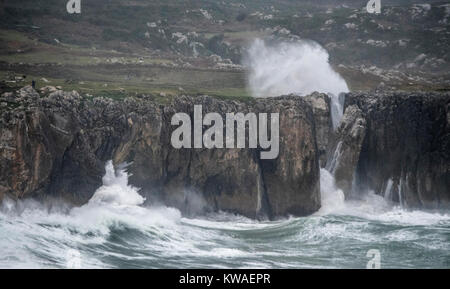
317,168 -> 346,214
0,161 -> 449,269
244,39 -> 348,128
317,169 -> 450,226
244,39 -> 349,98
87,161 -> 145,206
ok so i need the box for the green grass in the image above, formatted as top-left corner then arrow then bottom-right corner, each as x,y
0,28 -> 250,100
1,0 -> 449,101
1,67 -> 251,104
0,29 -> 175,66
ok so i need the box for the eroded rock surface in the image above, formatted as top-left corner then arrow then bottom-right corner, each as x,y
335,91 -> 449,209
0,87 -> 321,219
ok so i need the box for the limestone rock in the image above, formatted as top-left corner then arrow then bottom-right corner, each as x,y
0,87 -> 321,219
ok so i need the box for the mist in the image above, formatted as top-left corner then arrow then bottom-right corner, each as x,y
244,39 -> 349,98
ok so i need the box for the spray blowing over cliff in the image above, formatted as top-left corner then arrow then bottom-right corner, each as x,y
244,39 -> 349,98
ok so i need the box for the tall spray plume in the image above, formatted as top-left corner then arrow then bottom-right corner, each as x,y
244,39 -> 349,98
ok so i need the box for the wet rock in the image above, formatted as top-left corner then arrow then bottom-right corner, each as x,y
0,87 -> 321,219
344,91 -> 450,209
258,96 -> 320,217
304,92 -> 333,167
328,105 -> 367,196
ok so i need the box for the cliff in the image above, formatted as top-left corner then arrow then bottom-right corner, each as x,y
0,86 -> 321,219
1,86 -> 449,218
332,91 -> 450,209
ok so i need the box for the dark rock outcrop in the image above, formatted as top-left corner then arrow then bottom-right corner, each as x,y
304,92 -> 333,167
335,91 -> 449,209
0,87 -> 321,219
256,97 -> 320,217
2,86 -> 448,215
327,105 -> 367,196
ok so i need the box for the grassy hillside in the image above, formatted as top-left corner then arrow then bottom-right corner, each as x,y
0,0 -> 449,98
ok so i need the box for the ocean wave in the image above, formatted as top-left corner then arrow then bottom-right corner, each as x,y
0,161 -> 449,268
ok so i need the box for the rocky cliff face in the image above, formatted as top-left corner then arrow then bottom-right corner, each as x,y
327,105 -> 367,196
0,87 -> 321,219
1,87 -> 448,216
304,92 -> 333,167
333,91 -> 449,209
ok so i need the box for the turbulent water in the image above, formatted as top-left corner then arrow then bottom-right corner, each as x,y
0,162 -> 449,269
0,24 -> 447,270
0,41 -> 447,269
